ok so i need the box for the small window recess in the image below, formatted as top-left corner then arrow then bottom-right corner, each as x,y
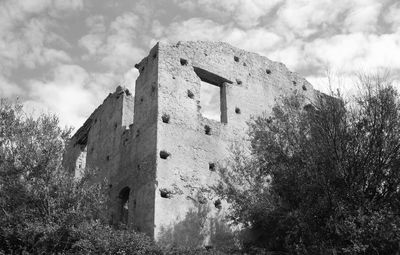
160,188 -> 172,198
161,113 -> 170,123
180,58 -> 188,66
209,162 -> 216,171
205,125 -> 211,135
160,150 -> 170,159
214,199 -> 222,209
193,67 -> 232,123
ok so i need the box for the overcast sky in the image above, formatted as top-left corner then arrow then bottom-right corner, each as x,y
1,0 -> 400,129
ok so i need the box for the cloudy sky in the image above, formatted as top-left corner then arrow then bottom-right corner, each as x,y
1,0 -> 400,129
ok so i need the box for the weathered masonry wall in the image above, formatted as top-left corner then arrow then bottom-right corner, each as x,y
63,41 -> 320,247
113,44 -> 160,235
63,45 -> 160,237
153,41 -> 318,246
63,87 -> 133,181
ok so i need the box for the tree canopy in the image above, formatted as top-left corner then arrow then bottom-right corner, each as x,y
0,99 -> 159,254
217,74 -> 400,254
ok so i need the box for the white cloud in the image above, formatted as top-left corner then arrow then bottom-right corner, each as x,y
305,33 -> 400,73
384,2 -> 400,32
268,42 -> 305,70
79,16 -> 106,56
306,72 -> 358,96
159,18 -> 224,42
53,0 -> 83,11
85,15 -> 106,33
232,0 -> 283,28
157,18 -> 282,55
121,68 -> 139,92
26,64 -> 94,128
79,34 -> 105,56
0,75 -> 23,98
0,0 -> 84,28
0,0 -> 78,74
273,0 -> 351,38
174,0 -> 283,28
79,12 -> 146,72
344,0 -> 382,33
21,18 -> 71,69
1,0 -> 400,130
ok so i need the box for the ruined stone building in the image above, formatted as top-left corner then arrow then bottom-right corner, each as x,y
63,41 -> 321,246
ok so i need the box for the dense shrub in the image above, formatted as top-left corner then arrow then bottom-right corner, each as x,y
217,74 -> 400,254
0,99 -> 160,254
71,221 -> 161,254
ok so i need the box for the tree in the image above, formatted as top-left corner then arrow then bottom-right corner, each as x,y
217,74 -> 400,254
0,99 -> 160,254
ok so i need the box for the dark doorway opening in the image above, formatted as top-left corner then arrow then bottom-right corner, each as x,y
118,187 -> 130,225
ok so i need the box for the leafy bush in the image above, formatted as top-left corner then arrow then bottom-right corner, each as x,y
71,221 -> 161,254
217,74 -> 400,254
0,99 -> 160,254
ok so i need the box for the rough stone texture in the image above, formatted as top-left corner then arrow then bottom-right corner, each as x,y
63,41 -> 321,246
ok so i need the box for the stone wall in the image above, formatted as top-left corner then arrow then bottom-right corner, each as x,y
153,41 -> 318,246
63,87 -> 133,180
63,41 -> 319,247
114,44 -> 159,235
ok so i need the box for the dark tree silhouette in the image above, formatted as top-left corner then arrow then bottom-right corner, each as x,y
217,74 -> 400,254
0,99 -> 159,254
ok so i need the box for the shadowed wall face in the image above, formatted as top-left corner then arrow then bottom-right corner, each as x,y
117,187 -> 130,225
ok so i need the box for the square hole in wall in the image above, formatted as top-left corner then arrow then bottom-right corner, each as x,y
194,67 -> 231,123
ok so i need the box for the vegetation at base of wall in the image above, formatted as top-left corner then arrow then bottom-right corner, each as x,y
0,99 -> 262,254
157,202 -> 236,250
216,73 -> 400,254
4,72 -> 400,254
0,99 -> 161,254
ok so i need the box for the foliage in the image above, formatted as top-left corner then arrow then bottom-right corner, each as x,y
217,74 -> 400,254
0,99 -> 160,254
157,201 -> 236,252
70,221 -> 161,254
158,204 -> 211,248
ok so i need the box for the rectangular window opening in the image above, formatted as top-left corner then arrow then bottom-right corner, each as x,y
194,67 -> 230,123
200,81 -> 222,122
